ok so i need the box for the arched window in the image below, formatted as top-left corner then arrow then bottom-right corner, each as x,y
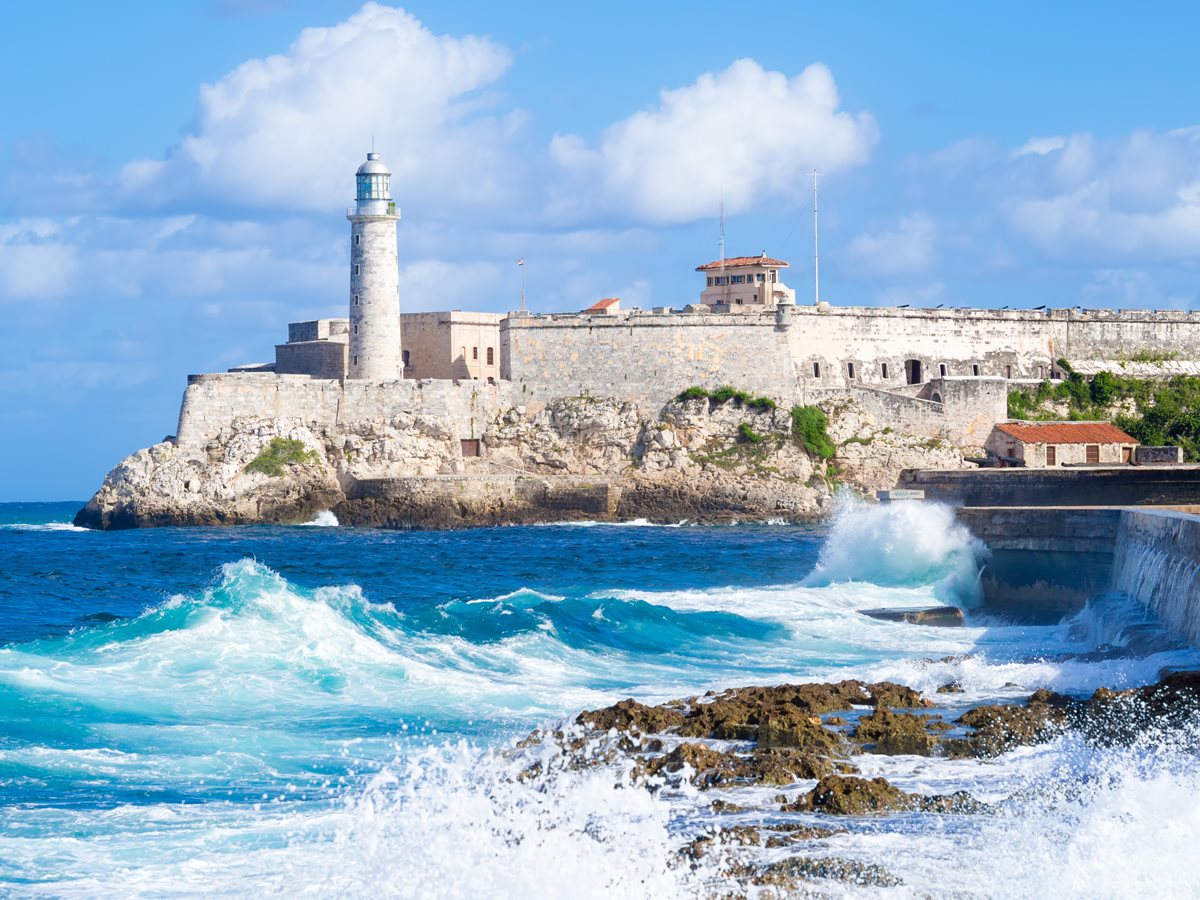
486,347 -> 494,365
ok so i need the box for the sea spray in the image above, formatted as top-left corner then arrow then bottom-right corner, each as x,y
805,495 -> 989,606
6,509 -> 1200,896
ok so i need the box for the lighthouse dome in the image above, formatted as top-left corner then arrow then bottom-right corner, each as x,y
356,152 -> 390,176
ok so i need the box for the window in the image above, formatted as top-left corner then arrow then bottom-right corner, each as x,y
770,272 -> 778,283
353,294 -> 360,306
972,364 -> 980,376
486,347 -> 494,365
882,363 -> 889,379
1046,446 -> 1057,466
1005,364 -> 1013,379
731,274 -> 746,284
402,350 -> 410,367
847,362 -> 855,379
939,363 -> 947,377
1086,445 -> 1100,464
707,277 -> 713,286
472,347 -> 478,360
353,355 -> 358,366
735,298 -> 743,305
756,273 -> 765,282
354,264 -> 360,276
461,439 -> 481,458
812,362 -> 821,377
353,325 -> 358,335
354,234 -> 361,246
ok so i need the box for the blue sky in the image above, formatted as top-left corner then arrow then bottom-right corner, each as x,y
3,1 -> 1200,500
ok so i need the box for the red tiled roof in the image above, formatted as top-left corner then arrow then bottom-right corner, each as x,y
585,297 -> 620,311
996,421 -> 1137,444
696,255 -> 788,271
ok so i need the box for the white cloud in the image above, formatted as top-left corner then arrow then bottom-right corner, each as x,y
550,58 -> 878,223
0,221 -> 80,300
1014,136 -> 1067,157
122,2 -> 521,213
839,213 -> 937,278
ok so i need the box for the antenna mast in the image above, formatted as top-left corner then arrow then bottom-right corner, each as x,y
812,170 -> 821,306
719,191 -> 727,304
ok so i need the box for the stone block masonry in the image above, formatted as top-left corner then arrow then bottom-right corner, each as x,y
175,373 -> 511,452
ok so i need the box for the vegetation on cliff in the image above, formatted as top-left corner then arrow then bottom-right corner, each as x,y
790,405 -> 836,460
676,385 -> 776,410
244,438 -> 321,477
1007,360 -> 1200,460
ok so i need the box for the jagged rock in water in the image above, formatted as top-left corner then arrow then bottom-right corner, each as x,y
782,775 -> 985,815
852,708 -> 942,755
575,698 -> 685,734
860,606 -> 965,627
943,688 -> 1072,758
755,855 -> 903,889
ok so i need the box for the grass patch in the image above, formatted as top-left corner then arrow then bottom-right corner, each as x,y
790,405 -> 836,459
738,422 -> 766,444
676,386 -> 777,409
244,438 -> 321,477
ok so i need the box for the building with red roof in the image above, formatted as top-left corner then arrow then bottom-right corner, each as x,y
695,251 -> 796,310
985,421 -> 1139,467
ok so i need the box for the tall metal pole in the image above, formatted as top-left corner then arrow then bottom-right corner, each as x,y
812,170 -> 820,306
516,257 -> 525,312
719,191 -> 727,304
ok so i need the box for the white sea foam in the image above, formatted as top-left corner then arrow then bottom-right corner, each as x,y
0,522 -> 90,532
299,510 -> 340,526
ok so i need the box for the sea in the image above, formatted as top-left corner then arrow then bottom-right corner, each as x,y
2,498 -> 1200,898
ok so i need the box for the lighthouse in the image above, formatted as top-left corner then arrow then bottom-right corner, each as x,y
347,152 -> 402,380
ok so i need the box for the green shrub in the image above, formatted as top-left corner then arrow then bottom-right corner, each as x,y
747,396 -> 777,410
711,385 -> 753,405
790,405 -> 836,459
677,386 -> 710,401
244,438 -> 321,477
1090,370 -> 1118,405
737,421 -> 766,444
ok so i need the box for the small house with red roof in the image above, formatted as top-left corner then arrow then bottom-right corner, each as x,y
582,297 -> 621,316
695,252 -> 796,310
985,421 -> 1138,467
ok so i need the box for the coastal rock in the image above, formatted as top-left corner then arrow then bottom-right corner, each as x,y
860,606 -> 965,627
852,708 -> 942,755
943,688 -> 1073,758
76,395 -> 844,529
783,775 -> 985,815
755,855 -> 903,889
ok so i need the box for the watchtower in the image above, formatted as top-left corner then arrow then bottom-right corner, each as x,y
347,152 -> 402,380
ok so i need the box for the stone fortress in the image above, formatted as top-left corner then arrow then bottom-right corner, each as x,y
76,150 -> 1200,529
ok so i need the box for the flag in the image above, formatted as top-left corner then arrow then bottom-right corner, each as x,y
515,258 -> 524,266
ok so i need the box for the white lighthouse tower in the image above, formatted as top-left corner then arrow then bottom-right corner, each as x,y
347,152 -> 402,380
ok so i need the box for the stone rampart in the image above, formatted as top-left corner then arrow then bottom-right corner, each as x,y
175,374 -> 511,452
501,311 -> 795,413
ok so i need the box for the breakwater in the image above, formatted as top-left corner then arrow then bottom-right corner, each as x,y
956,503 -> 1200,641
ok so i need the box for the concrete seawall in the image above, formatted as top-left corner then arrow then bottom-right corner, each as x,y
906,467 -> 1200,508
1110,509 -> 1200,646
956,505 -> 1200,640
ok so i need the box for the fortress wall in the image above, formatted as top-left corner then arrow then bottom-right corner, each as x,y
502,312 -> 796,413
786,306 -> 1200,387
176,374 -> 511,452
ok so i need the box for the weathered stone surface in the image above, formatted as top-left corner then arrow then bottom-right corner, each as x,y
755,855 -> 903,889
783,775 -> 985,816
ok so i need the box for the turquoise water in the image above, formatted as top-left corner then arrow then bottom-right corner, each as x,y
2,500 -> 1200,897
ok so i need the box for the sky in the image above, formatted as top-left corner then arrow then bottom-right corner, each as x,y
2,0 -> 1200,500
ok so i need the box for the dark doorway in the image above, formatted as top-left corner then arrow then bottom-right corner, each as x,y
905,359 -> 922,384
461,439 -> 481,458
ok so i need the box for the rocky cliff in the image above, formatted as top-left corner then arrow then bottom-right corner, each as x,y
75,393 -> 979,530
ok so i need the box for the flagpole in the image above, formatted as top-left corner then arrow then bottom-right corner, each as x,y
516,258 -> 525,312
